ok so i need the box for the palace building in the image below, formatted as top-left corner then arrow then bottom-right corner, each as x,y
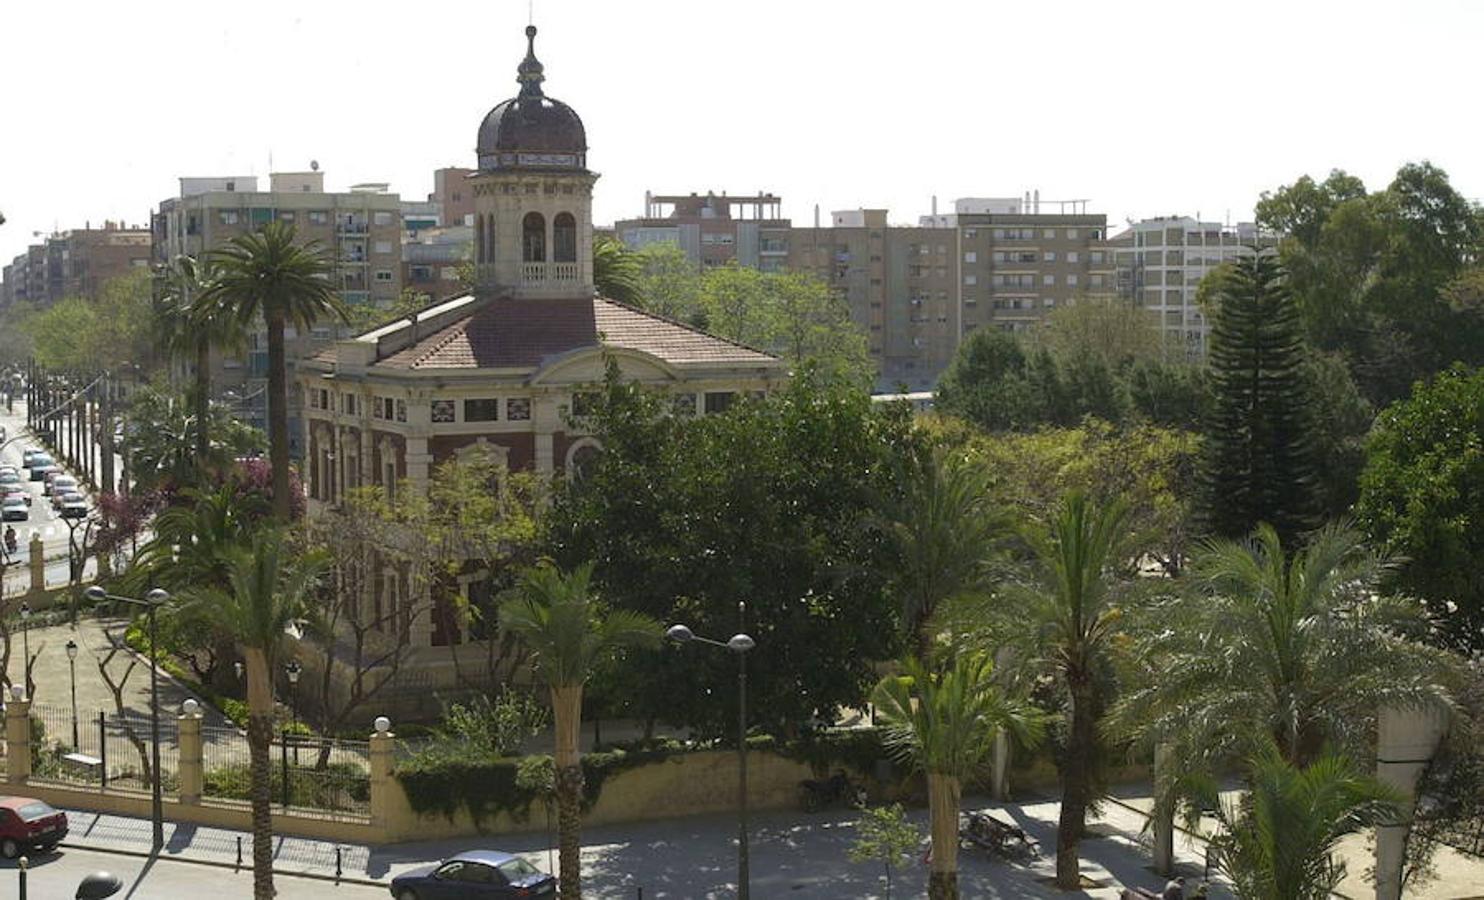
296,27 -> 784,712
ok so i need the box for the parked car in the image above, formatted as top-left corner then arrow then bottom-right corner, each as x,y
0,797 -> 68,858
1,496 -> 27,522
389,850 -> 556,899
60,494 -> 88,519
28,455 -> 54,481
20,449 -> 40,468
0,471 -> 20,491
2,487 -> 28,508
49,476 -> 79,506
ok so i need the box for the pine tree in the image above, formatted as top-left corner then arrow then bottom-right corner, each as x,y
1200,251 -> 1318,545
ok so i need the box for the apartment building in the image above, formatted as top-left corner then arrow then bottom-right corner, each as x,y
431,167 -> 476,227
615,191 -> 791,270
153,170 -> 403,448
1113,216 -> 1268,355
1,223 -> 150,308
402,224 -> 472,302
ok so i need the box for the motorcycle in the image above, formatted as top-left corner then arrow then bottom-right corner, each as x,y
798,770 -> 867,812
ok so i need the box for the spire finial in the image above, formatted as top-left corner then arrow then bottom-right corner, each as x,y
517,25 -> 545,97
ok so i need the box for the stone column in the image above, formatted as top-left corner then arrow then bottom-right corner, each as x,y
177,709 -> 203,805
405,437 -> 432,491
6,689 -> 32,784
1375,704 -> 1448,900
368,720 -> 395,833
533,395 -> 560,476
1152,742 -> 1175,875
28,533 -> 44,593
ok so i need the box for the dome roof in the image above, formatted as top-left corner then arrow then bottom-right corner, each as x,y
476,27 -> 587,170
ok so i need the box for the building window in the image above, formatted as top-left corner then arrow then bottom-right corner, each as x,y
1066,229 -> 1079,239
219,211 -> 239,225
1090,251 -> 1104,264
1043,275 -> 1054,286
374,270 -> 394,282
672,393 -> 697,417
965,228 -> 977,238
431,399 -> 455,423
1066,274 -> 1078,286
342,393 -> 357,415
375,241 -> 393,254
505,398 -> 531,421
1043,229 -> 1055,239
373,211 -> 393,226
395,399 -> 407,422
1043,251 -> 1056,262
704,391 -> 735,415
522,212 -> 546,262
464,398 -> 499,422
309,211 -> 328,225
964,251 -> 977,263
964,275 -> 977,286
1067,251 -> 1079,263
553,212 -> 577,262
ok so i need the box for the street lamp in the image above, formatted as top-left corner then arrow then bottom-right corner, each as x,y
233,659 -> 245,681
285,660 -> 302,728
66,639 -> 79,748
85,585 -> 169,850
667,602 -> 757,900
18,602 -> 30,694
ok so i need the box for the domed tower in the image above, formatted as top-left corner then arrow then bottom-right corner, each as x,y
470,26 -> 598,299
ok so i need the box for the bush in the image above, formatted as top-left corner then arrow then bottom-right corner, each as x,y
204,761 -> 369,811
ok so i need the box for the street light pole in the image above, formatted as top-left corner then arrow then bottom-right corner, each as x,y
666,605 -> 756,900
19,602 -> 30,695
85,585 -> 169,850
66,639 -> 79,748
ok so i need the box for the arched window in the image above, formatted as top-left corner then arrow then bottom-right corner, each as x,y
565,438 -> 603,482
522,212 -> 546,262
553,212 -> 577,262
474,215 -> 485,264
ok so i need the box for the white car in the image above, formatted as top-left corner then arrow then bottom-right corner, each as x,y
1,496 -> 28,522
48,476 -> 79,506
59,494 -> 88,520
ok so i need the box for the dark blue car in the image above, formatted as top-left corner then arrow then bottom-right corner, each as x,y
390,850 -> 557,899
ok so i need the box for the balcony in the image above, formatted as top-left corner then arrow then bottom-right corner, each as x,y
338,222 -> 369,234
521,262 -> 546,284
552,262 -> 579,281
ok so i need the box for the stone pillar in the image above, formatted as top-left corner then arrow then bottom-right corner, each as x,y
177,709 -> 203,805
6,689 -> 32,784
1375,704 -> 1448,900
28,533 -> 44,593
405,436 -> 432,491
1152,742 -> 1175,875
369,720 -> 395,833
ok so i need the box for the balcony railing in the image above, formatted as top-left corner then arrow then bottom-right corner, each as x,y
552,262 -> 579,281
521,262 -> 546,284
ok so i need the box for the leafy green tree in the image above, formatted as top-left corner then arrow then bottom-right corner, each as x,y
1124,358 -> 1211,429
340,287 -> 432,332
1200,251 -> 1318,545
847,803 -> 923,900
201,221 -> 344,520
1039,297 -> 1162,369
1111,523 -> 1455,784
120,384 -> 265,494
155,255 -> 247,461
179,529 -> 327,900
498,561 -> 662,900
934,329 -> 1042,430
1304,351 -> 1373,518
880,446 -> 1002,659
592,236 -> 642,306
633,241 -> 700,320
550,366 -> 916,738
23,269 -> 157,373
1194,744 -> 1399,900
1357,365 -> 1484,651
873,654 -> 1040,900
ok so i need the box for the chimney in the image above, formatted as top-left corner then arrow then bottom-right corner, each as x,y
1034,189 -> 1040,214
932,195 -> 938,216
814,204 -> 820,228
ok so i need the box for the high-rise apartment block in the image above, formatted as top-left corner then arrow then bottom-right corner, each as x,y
615,191 -> 791,270
152,171 -> 404,449
2,222 -> 151,309
1113,216 -> 1267,354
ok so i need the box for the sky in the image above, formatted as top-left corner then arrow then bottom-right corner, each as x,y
3,0 -> 1482,264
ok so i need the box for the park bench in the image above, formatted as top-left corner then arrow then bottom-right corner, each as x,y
61,751 -> 102,780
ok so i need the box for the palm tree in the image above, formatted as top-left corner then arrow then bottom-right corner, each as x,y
592,236 -> 643,307
178,528 -> 326,900
1016,491 -> 1135,889
201,221 -> 344,520
498,561 -> 662,900
872,653 -> 1040,900
1111,521 -> 1455,777
1194,743 -> 1400,900
155,254 -> 245,462
882,446 -> 1003,660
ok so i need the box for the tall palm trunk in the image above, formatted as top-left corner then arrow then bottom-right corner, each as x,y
927,772 -> 961,900
1056,673 -> 1095,889
265,308 -> 292,520
552,684 -> 584,899
194,338 -> 212,464
244,647 -> 276,899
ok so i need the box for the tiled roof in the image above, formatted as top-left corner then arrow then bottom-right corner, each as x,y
366,296 -> 777,371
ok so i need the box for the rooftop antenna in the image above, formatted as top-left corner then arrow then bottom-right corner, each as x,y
528,0 -> 534,25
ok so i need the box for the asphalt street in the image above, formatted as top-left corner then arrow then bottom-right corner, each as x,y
0,844 -> 388,899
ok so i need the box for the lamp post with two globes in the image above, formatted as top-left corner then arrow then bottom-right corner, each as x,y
666,602 -> 757,900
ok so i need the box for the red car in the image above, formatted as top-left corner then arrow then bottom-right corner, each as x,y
0,796 -> 67,857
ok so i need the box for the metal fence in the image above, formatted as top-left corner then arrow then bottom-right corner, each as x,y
29,703 -> 179,792
27,704 -> 369,821
201,724 -> 370,821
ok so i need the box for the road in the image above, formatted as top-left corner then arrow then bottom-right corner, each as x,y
0,845 -> 388,899
1,399 -> 106,593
